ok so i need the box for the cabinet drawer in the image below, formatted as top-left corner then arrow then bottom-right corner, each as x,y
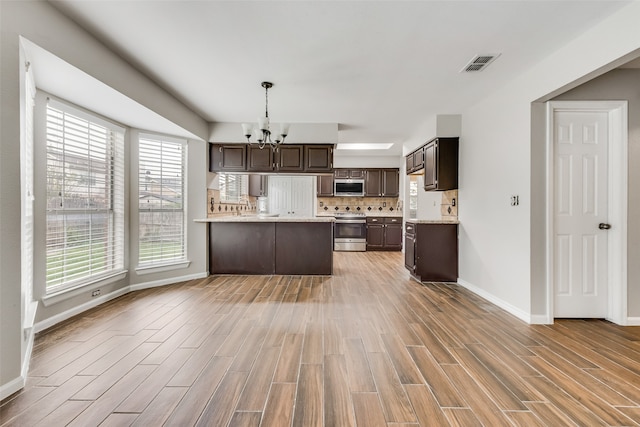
367,217 -> 383,224
405,223 -> 416,234
384,217 -> 401,224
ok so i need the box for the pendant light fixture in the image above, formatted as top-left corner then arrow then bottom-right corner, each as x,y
242,81 -> 290,150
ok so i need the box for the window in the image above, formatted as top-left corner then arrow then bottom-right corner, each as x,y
45,99 -> 125,293
138,134 -> 186,266
219,173 -> 248,203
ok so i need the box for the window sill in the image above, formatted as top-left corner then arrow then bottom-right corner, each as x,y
42,270 -> 128,307
135,260 -> 191,276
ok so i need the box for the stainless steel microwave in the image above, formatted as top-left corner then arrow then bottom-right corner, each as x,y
334,179 -> 365,197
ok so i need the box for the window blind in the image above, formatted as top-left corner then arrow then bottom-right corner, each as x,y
45,99 -> 125,292
22,62 -> 36,306
219,173 -> 248,203
138,134 -> 186,266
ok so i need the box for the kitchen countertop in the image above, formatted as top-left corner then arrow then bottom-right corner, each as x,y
405,218 -> 460,224
195,216 -> 335,223
316,212 -> 402,218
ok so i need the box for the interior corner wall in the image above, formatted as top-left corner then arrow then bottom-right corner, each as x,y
457,1 -> 640,321
551,68 -> 640,318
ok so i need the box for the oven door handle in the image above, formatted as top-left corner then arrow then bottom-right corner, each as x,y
335,220 -> 367,224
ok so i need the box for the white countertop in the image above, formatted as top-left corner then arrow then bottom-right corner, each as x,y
316,212 -> 402,218
195,216 -> 335,223
405,218 -> 460,224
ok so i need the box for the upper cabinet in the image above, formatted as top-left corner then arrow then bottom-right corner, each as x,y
334,169 -> 365,179
365,169 -> 399,197
210,143 -> 334,173
305,145 -> 334,172
423,137 -> 458,191
317,175 -> 334,197
276,145 -> 305,172
210,144 -> 246,172
406,147 -> 425,174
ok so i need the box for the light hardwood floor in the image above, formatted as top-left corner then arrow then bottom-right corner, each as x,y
2,252 -> 640,426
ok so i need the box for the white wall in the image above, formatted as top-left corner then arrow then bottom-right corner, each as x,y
1,1 -> 209,398
458,1 -> 640,321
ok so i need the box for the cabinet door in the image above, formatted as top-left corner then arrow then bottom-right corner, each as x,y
247,146 -> 274,171
276,145 -> 304,171
210,144 -> 246,172
413,148 -> 425,170
382,169 -> 399,197
404,232 -> 416,271
349,169 -> 365,179
305,145 -> 333,172
317,175 -> 334,196
423,140 -> 437,190
366,223 -> 385,250
405,154 -> 414,174
365,169 -> 382,196
334,169 -> 349,178
248,174 -> 267,197
384,223 -> 403,250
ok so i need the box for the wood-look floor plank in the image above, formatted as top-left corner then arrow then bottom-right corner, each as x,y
227,411 -> 262,427
343,338 -> 377,392
261,382 -> 296,427
98,413 -> 139,426
380,334 -> 424,384
33,400 -> 92,427
408,321 -> 457,364
130,386 -> 188,427
367,352 -> 416,423
406,346 -> 466,408
442,408 -> 483,427
273,333 -> 304,383
405,384 -> 450,426
301,321 -> 323,364
235,346 -> 280,411
166,333 -> 227,386
324,354 -> 355,427
67,365 -> 155,427
351,393 -> 387,427
524,401 -> 581,427
292,364 -> 323,427
195,370 -> 249,427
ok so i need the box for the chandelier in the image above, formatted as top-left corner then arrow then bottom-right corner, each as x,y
242,81 -> 290,150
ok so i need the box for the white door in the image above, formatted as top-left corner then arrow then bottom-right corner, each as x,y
289,176 -> 314,217
554,110 -> 609,317
268,176 -> 291,216
268,176 -> 314,217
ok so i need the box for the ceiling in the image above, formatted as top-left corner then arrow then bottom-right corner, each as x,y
44,0 -> 634,154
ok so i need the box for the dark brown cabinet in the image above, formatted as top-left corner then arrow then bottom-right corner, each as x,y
247,145 -> 274,172
305,145 -> 333,172
210,143 -> 335,173
406,147 -> 425,174
423,137 -> 458,191
366,217 -> 402,251
405,221 -> 458,282
210,221 -> 333,275
334,169 -> 364,179
364,169 -> 399,197
317,175 -> 334,196
210,144 -> 246,172
248,174 -> 268,197
275,145 -> 304,172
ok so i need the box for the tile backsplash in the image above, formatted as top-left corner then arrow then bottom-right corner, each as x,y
317,196 -> 400,214
440,189 -> 458,220
207,189 -> 257,217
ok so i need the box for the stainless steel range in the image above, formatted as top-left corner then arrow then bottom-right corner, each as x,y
333,212 -> 367,251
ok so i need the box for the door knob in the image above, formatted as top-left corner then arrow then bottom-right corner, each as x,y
599,223 -> 611,230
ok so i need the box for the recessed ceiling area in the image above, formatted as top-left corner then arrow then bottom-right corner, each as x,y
47,0 -> 633,152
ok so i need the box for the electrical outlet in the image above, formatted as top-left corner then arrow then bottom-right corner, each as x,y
510,195 -> 519,206
91,289 -> 101,297
383,202 -> 387,207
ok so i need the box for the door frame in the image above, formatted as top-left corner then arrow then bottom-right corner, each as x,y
546,100 -> 628,325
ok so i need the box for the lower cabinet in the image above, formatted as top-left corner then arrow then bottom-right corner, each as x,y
405,221 -> 458,282
366,217 -> 402,251
210,221 -> 333,275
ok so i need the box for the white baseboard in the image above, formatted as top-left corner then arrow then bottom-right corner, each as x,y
33,271 -> 209,334
128,272 -> 208,292
0,375 -> 25,402
529,314 -> 553,325
34,286 -> 131,334
457,279 -> 532,324
625,317 -> 640,326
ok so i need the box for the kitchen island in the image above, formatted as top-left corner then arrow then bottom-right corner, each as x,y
195,216 -> 334,275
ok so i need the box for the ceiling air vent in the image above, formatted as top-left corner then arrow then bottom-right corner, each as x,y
461,54 -> 500,72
